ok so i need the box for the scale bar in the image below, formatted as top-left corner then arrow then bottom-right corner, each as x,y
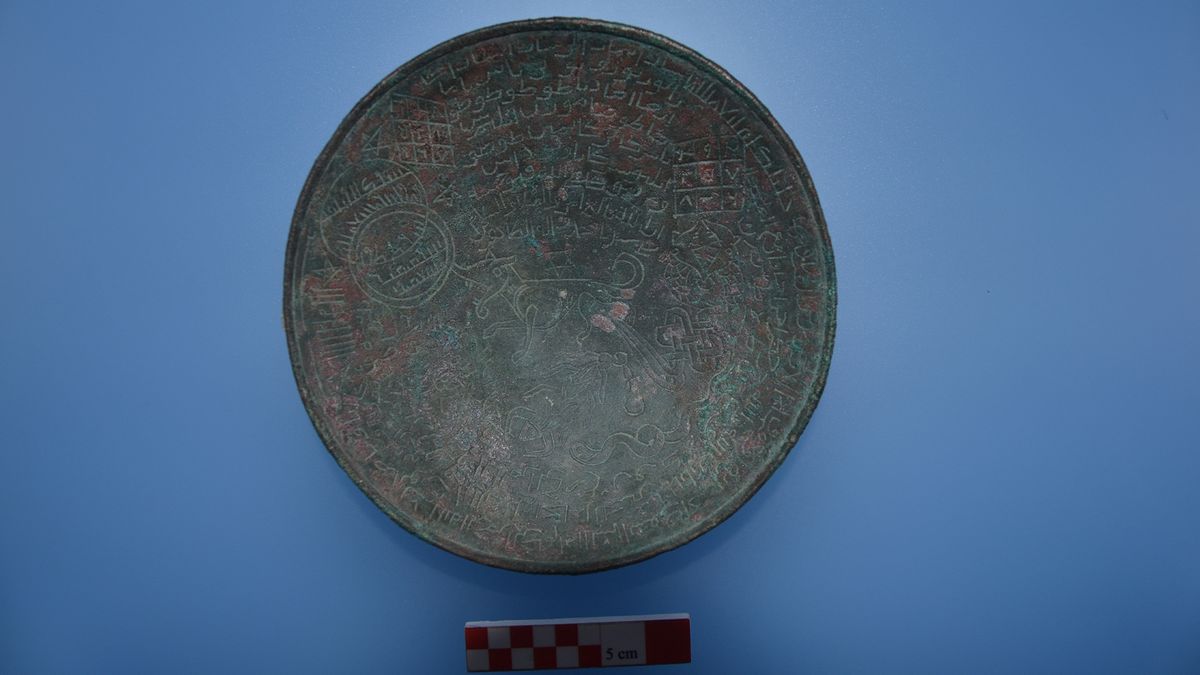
465,613 -> 691,671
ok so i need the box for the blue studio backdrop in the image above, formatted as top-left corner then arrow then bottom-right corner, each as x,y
2,2 -> 1198,673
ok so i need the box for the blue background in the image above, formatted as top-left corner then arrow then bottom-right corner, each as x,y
2,2 -> 1198,673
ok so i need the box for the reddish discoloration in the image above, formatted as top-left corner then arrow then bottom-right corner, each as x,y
609,302 -> 629,320
590,313 -> 615,333
739,433 -> 765,453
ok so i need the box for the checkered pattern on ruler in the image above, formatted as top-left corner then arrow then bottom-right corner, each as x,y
465,622 -> 603,671
464,615 -> 691,671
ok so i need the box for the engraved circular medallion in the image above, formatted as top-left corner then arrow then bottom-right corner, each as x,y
285,18 -> 836,573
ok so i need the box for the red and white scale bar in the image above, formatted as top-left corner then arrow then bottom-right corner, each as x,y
465,613 -> 691,671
